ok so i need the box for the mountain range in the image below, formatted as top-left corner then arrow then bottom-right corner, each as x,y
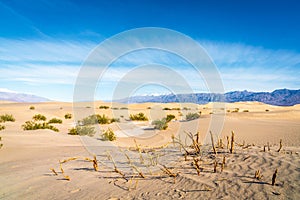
0,91 -> 50,103
116,89 -> 300,106
1,89 -> 299,106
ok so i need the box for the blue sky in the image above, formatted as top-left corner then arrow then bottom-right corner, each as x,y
0,0 -> 299,101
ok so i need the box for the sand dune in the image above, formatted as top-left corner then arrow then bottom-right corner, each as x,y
0,101 -> 299,199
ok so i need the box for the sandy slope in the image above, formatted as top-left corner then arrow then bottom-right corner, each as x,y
0,101 -> 299,199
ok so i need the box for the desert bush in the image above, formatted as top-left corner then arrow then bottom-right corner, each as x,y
96,114 -> 110,124
152,118 -> 168,130
243,110 -> 249,112
111,107 -> 119,110
29,106 -> 35,110
110,118 -> 120,123
130,113 -> 148,121
0,114 -> 15,122
48,118 -> 63,124
166,114 -> 175,122
172,108 -> 180,111
80,114 -> 98,125
99,105 -> 109,109
68,126 -> 95,136
183,107 -> 191,110
102,128 -> 116,141
120,107 -> 128,110
32,114 -> 47,121
0,124 -> 5,131
64,113 -> 72,119
22,121 -> 59,132
265,109 -> 269,112
79,114 -> 116,125
185,112 -> 200,121
163,107 -> 171,110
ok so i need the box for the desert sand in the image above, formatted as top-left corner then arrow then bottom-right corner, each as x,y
0,101 -> 299,199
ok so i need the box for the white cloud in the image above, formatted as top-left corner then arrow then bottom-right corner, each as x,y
0,37 -> 299,101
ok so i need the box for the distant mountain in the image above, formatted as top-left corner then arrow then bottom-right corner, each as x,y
0,92 -> 50,102
116,89 -> 300,106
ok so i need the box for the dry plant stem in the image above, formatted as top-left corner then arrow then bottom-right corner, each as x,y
160,165 -> 178,184
254,170 -> 262,180
60,157 -> 77,163
277,139 -> 282,152
131,164 -> 145,178
267,142 -> 270,151
134,139 -> 144,164
184,131 -> 201,154
230,131 -> 235,153
213,160 -> 218,173
193,158 -> 201,176
272,169 -> 278,186
221,156 -> 226,172
210,131 -> 217,154
50,168 -> 58,175
263,145 -> 266,152
226,136 -> 229,150
93,155 -> 99,171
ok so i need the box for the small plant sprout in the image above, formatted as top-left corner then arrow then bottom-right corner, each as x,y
272,169 -> 278,186
230,131 -> 235,154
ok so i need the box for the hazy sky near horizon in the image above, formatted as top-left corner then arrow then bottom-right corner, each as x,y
0,0 -> 300,101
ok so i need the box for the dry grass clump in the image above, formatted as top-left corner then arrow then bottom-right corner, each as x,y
99,105 -> 109,109
64,113 -> 72,119
185,112 -> 200,121
48,118 -> 62,124
0,124 -> 5,131
102,128 -> 116,141
68,126 -> 95,136
129,113 -> 148,121
22,121 -> 59,132
0,114 -> 15,122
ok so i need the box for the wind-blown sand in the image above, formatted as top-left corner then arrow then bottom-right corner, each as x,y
0,101 -> 299,199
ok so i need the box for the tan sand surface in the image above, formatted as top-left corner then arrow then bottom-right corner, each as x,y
0,101 -> 299,199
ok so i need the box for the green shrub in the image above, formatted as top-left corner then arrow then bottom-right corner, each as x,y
0,114 -> 15,122
152,118 -> 168,130
0,124 -> 5,131
48,118 -> 63,124
32,114 -> 47,121
130,113 -> 148,121
99,105 -> 109,109
166,114 -> 175,122
79,114 -> 119,125
68,126 -> 95,136
29,106 -> 35,110
64,113 -> 72,119
185,112 -> 200,121
102,128 -> 116,141
22,121 -> 59,132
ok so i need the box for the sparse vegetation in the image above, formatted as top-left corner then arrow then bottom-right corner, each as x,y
22,121 -> 59,132
0,124 -> 5,131
0,114 -> 15,122
29,106 -> 35,110
243,110 -> 249,112
99,105 -> 109,109
166,114 -> 175,122
68,126 -> 95,136
48,118 -> 63,124
152,118 -> 168,130
79,114 -> 119,125
64,113 -> 72,119
130,113 -> 148,121
32,114 -> 47,121
185,112 -> 200,121
102,128 -> 116,141
163,107 -> 171,110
